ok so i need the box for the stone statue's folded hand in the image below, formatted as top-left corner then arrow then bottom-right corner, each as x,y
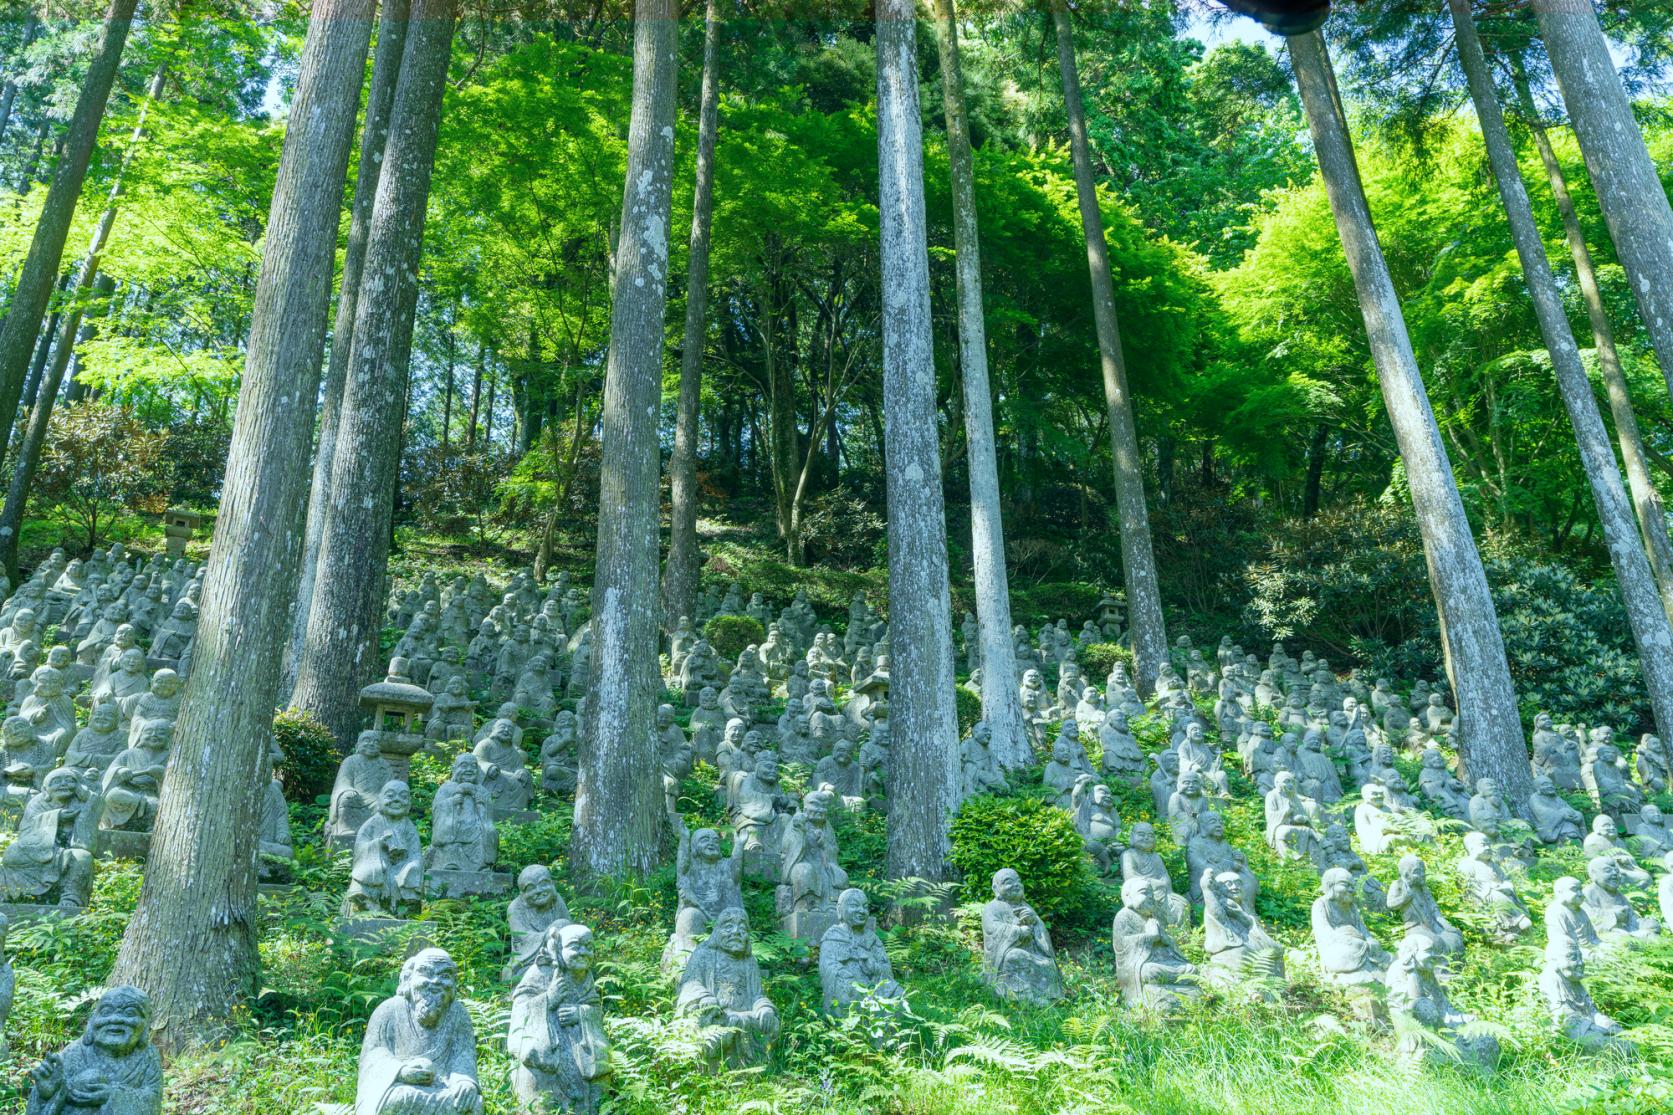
29,1052 -> 63,1099
442,1077 -> 479,1102
65,1069 -> 112,1107
396,1057 -> 437,1086
556,1004 -> 583,1026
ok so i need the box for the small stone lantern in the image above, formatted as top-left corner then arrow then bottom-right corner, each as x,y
162,508 -> 202,558
359,657 -> 433,780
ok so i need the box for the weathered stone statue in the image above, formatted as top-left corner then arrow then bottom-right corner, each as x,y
119,667 -> 180,744
1637,732 -> 1672,795
97,719 -> 172,839
1264,772 -> 1322,864
1111,877 -> 1200,1013
687,687 -> 725,763
960,720 -> 1007,800
2,714 -> 54,802
1386,854 -> 1463,957
1387,933 -> 1497,1068
1456,832 -> 1531,943
1546,876 -> 1603,958
1414,746 -> 1467,819
1528,774 -> 1585,844
20,665 -> 76,754
24,985 -> 162,1115
980,869 -> 1063,1005
1312,867 -> 1390,996
0,767 -> 95,910
1120,822 -> 1190,929
1098,709 -> 1145,781
1149,748 -> 1180,818
424,677 -> 476,743
472,718 -> 535,818
1071,777 -> 1123,877
509,923 -> 610,1114
260,743 -> 294,879
344,782 -> 424,921
1540,940 -> 1633,1054
539,712 -> 577,797
819,889 -> 907,1019
330,732 -> 396,845
777,790 -> 848,941
674,908 -> 779,1068
728,751 -> 789,881
666,821 -> 746,974
1201,868 -> 1284,999
1583,742 -> 1643,822
1042,733 -> 1094,809
1582,815 -> 1651,889
813,737 -> 865,808
63,702 -> 125,777
1582,857 -> 1660,941
427,755 -> 501,891
1186,810 -> 1256,907
1353,783 -> 1402,856
504,865 -> 572,985
355,949 -> 483,1114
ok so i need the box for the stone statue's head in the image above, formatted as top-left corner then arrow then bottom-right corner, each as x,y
698,686 -> 718,709
1587,856 -> 1619,890
1592,814 -> 1617,838
1321,867 -> 1355,905
1645,804 -> 1665,827
1200,810 -> 1223,840
1396,929 -> 1436,975
550,922 -> 593,977
1535,712 -> 1552,729
446,676 -> 466,696
83,986 -> 150,1057
755,753 -> 779,783
1532,773 -> 1556,795
1462,832 -> 1489,858
991,868 -> 1024,904
151,669 -> 180,698
45,645 -> 70,670
1553,876 -> 1582,910
398,948 -> 458,1027
89,702 -> 118,733
1119,875 -> 1151,915
11,608 -> 34,630
1397,854 -> 1426,887
1178,769 -> 1202,797
723,719 -> 746,746
33,666 -> 63,697
657,703 -> 675,728
355,731 -> 382,759
1475,778 -> 1499,800
114,623 -> 137,648
691,827 -> 722,860
1273,770 -> 1295,795
136,720 -> 171,752
1595,743 -> 1619,763
42,767 -> 80,803
838,887 -> 869,929
710,907 -> 750,958
802,789 -> 833,824
832,737 -> 854,763
119,647 -> 146,674
450,754 -> 478,785
1093,783 -> 1113,808
378,781 -> 412,820
1420,747 -> 1444,769
1129,822 -> 1155,853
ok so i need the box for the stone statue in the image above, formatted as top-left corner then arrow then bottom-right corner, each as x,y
429,756 -> 499,877
1528,774 -> 1585,844
1386,933 -> 1497,1067
355,949 -> 483,1114
1111,876 -> 1200,1013
329,732 -> 395,844
1582,857 -> 1660,941
63,702 -> 125,776
674,907 -> 779,1068
1456,832 -> 1531,943
24,985 -> 162,1115
1583,742 -> 1642,822
96,720 -> 171,835
777,790 -> 848,940
1042,733 -> 1094,809
1546,876 -> 1603,959
1120,822 -> 1190,929
1201,868 -> 1284,999
1532,712 -> 1583,791
728,751 -> 789,881
539,713 -> 577,797
472,718 -> 534,818
504,865 -> 572,985
666,821 -> 745,973
687,687 -> 725,763
1385,854 -> 1463,957
344,782 -> 423,920
0,767 -> 95,910
819,889 -> 907,1019
20,665 -> 75,754
1098,709 -> 1145,781
119,668 -> 180,744
1631,804 -> 1672,859
1149,749 -> 1180,818
1,714 -> 54,803
424,677 -> 476,743
1582,815 -> 1651,889
1540,940 -> 1633,1054
1353,783 -> 1401,856
959,720 -> 1007,800
1636,732 -> 1672,795
1186,810 -> 1256,907
260,743 -> 294,878
1312,867 -> 1390,995
509,924 -> 610,1115
1071,776 -> 1123,877
1264,772 -> 1322,864
1166,768 -> 1211,847
813,737 -> 864,808
980,869 -> 1063,1005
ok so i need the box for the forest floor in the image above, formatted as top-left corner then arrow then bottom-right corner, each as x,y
1,522 -> 1669,1115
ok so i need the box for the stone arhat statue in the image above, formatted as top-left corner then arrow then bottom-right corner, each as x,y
356,948 -> 482,1114
25,985 -> 163,1114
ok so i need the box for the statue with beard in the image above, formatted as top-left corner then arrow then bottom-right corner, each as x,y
674,907 -> 779,1068
25,985 -> 162,1114
509,924 -> 610,1114
356,949 -> 483,1115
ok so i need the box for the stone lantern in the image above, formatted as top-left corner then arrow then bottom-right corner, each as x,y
359,657 -> 433,780
162,508 -> 202,558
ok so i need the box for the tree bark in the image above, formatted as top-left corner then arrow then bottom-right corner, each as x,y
662,0 -> 720,631
1507,63 -> 1673,621
0,15 -> 40,149
933,0 -> 1027,769
1051,0 -> 1168,698
286,0 -> 412,693
1531,0 -> 1673,401
1303,422 -> 1328,518
106,0 -> 374,1051
1287,29 -> 1531,805
1451,0 -> 1673,741
440,313 -> 454,454
291,0 -> 456,747
572,0 -> 678,883
877,0 -> 960,880
0,0 -> 137,454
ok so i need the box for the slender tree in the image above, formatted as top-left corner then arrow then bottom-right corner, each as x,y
0,0 -> 138,453
292,0 -> 457,746
662,0 -> 720,625
0,13 -> 40,147
1050,0 -> 1168,697
106,0 -> 376,1049
1530,0 -> 1673,400
1447,0 -> 1673,742
932,0 -> 1027,769
286,0 -> 412,690
572,0 -> 679,882
1284,27 -> 1531,804
877,0 -> 961,879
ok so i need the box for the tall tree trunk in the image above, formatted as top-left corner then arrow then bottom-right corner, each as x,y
877,0 -> 960,880
1531,0 -> 1673,401
933,0 -> 1027,769
572,0 -> 677,883
440,315 -> 454,454
466,339 -> 483,447
662,0 -> 719,631
0,64 -> 162,581
1051,0 -> 1167,697
1451,0 -> 1673,741
482,357 -> 496,448
106,0 -> 374,1051
1288,29 -> 1531,806
286,0 -> 411,693
0,0 -> 137,453
1302,422 -> 1328,518
21,275 -> 69,411
1509,62 -> 1673,620
291,0 -> 456,747
0,14 -> 40,148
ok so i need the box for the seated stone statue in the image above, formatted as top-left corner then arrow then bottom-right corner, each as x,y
424,676 -> 476,743
665,821 -> 745,973
1546,876 -> 1603,958
24,985 -> 162,1115
674,907 -> 779,1068
1582,815 -> 1651,889
355,949 -> 483,1114
0,768 -> 95,910
960,720 -> 1007,800
1540,939 -> 1633,1054
62,702 -> 125,776
1631,804 -> 1673,859
1312,867 -> 1391,995
19,666 -> 75,754
777,790 -> 848,941
1201,868 -> 1284,999
1150,748 -> 1181,819
1456,832 -> 1531,943
509,924 -> 609,1115
1166,768 -> 1212,848
819,888 -> 907,1019
471,718 -> 534,817
539,712 -> 577,796
1583,742 -> 1643,822
1098,709 -> 1145,781
1386,854 -> 1463,957
679,640 -> 725,706
1637,732 -> 1672,795
1264,772 -> 1322,865
329,732 -> 395,844
1387,933 -> 1498,1068
1468,777 -> 1532,862
93,646 -> 149,710
1528,774 -> 1585,844
1293,730 -> 1342,804
980,869 -> 1063,1005
148,599 -> 197,665
427,755 -> 499,876
1353,784 -> 1401,856
1071,777 -> 1123,877
1186,810 -> 1256,907
1041,733 -> 1094,809
1532,712 -> 1584,791
1119,822 -> 1190,929
1415,746 -> 1469,819
687,687 -> 726,763
1,714 -> 54,804
728,751 -> 790,881
343,782 -> 424,920
119,668 -> 181,744
1111,876 -> 1200,1013
260,743 -> 294,878
1582,856 -> 1660,941
504,865 -> 572,984
813,737 -> 865,807
97,720 -> 172,834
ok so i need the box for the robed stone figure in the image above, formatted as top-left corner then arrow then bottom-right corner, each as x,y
356,949 -> 482,1115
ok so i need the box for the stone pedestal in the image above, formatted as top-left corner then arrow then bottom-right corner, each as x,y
372,730 -> 426,784
0,902 -> 67,923
427,869 -> 511,900
99,829 -> 153,860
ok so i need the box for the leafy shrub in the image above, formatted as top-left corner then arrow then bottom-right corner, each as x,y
954,684 -> 981,734
273,708 -> 340,801
948,795 -> 1096,932
34,403 -> 169,552
703,614 -> 765,661
1011,581 -> 1103,625
798,484 -> 887,569
1078,642 -> 1130,682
